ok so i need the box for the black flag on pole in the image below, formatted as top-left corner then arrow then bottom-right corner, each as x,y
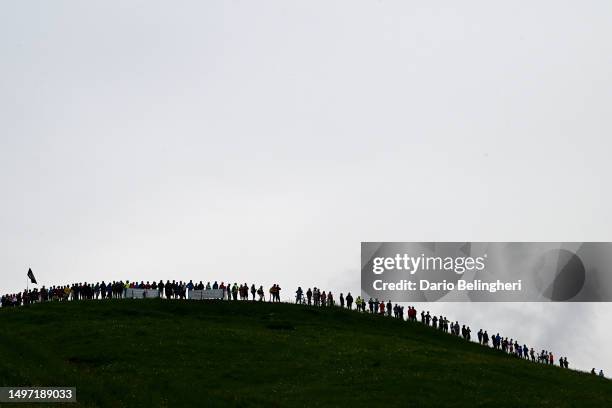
27,268 -> 37,284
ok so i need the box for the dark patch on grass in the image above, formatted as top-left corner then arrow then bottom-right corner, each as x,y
265,320 -> 295,330
67,355 -> 115,367
303,308 -> 321,316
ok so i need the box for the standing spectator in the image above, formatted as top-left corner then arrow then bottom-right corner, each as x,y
257,285 -> 264,301
345,292 -> 353,309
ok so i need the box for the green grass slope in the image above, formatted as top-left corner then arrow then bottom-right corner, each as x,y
0,299 -> 609,407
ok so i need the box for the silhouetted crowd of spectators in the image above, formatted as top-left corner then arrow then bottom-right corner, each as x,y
0,282 -> 606,378
296,292 -> 603,376
1,281 -> 281,306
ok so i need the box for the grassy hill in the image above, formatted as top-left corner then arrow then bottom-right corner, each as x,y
0,299 -> 609,407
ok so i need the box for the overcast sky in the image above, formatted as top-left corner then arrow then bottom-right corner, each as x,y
2,1 -> 612,375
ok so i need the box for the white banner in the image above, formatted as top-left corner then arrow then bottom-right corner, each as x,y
125,288 -> 161,299
188,289 -> 225,300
